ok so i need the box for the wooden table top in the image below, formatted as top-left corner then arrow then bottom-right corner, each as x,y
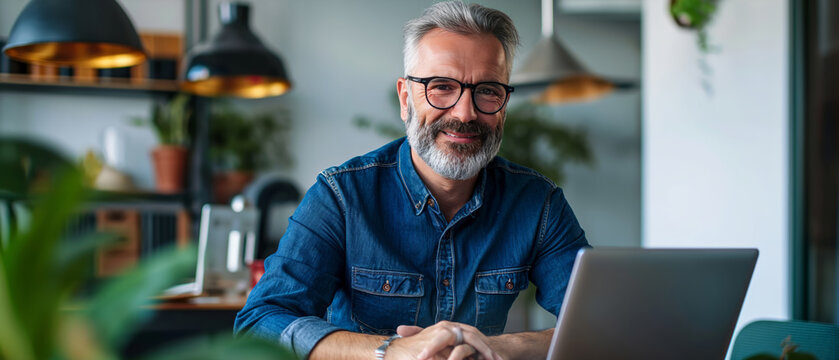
150,295 -> 247,310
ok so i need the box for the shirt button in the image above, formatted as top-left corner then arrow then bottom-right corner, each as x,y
382,281 -> 391,292
442,279 -> 450,287
426,198 -> 435,207
505,280 -> 514,290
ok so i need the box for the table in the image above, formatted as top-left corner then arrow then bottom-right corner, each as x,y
121,295 -> 247,357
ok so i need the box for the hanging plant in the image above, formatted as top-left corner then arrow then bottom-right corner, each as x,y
670,0 -> 719,52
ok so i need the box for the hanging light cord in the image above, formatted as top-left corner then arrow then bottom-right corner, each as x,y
542,0 -> 554,38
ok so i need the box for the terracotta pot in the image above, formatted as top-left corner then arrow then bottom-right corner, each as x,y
151,145 -> 188,193
213,170 -> 254,204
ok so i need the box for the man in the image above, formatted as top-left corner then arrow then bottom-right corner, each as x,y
234,2 -> 588,359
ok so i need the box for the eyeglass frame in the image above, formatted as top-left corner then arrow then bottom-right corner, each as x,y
405,75 -> 515,115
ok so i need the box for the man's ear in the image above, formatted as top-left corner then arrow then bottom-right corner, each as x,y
397,78 -> 409,122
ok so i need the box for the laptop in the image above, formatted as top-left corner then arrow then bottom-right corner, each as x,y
159,204 -> 259,299
546,247 -> 758,360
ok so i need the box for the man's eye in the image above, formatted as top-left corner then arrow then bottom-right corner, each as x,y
477,87 -> 501,97
430,84 -> 456,91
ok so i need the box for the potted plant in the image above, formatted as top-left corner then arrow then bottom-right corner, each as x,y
134,93 -> 191,193
209,103 -> 292,204
670,0 -> 719,53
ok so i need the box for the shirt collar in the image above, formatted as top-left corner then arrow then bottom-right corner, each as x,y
397,139 -> 487,217
398,139 -> 434,215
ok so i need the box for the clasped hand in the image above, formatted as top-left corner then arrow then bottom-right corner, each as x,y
385,321 -> 503,360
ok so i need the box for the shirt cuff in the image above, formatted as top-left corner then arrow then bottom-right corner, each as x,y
280,316 -> 344,358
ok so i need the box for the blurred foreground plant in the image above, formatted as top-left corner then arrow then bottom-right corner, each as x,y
0,137 -> 296,359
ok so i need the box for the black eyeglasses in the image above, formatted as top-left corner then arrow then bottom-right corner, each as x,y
406,75 -> 514,115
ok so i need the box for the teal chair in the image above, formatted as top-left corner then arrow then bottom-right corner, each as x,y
730,320 -> 839,360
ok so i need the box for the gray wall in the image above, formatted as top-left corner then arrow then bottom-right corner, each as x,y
0,1 -> 641,249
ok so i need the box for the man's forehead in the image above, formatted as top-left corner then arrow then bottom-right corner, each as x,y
414,28 -> 509,79
416,28 -> 503,50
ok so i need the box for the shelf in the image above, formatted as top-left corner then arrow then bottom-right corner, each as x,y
0,73 -> 180,97
87,190 -> 189,209
1,189 -> 189,210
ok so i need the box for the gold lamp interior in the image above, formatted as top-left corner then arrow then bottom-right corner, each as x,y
4,42 -> 146,68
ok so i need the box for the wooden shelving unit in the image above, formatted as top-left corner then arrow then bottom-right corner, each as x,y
0,73 -> 180,97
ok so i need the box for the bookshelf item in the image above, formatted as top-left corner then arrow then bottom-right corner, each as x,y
96,209 -> 141,276
131,32 -> 183,82
29,63 -> 59,81
95,208 -> 192,277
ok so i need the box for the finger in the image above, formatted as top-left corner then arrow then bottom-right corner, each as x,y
447,344 -> 476,360
397,325 -> 424,337
417,326 -> 458,360
460,330 -> 496,360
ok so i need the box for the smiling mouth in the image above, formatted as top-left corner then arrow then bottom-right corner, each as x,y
441,130 -> 480,139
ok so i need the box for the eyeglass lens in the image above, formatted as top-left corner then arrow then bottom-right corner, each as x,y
425,78 -> 508,113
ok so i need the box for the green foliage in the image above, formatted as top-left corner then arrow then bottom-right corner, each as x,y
353,101 -> 593,185
141,335 -> 298,360
745,353 -> 818,360
0,138 -> 86,360
353,116 -> 406,140
0,138 -> 297,359
744,335 -> 820,360
209,103 -> 293,172
499,105 -> 593,185
670,0 -> 719,52
132,93 -> 192,146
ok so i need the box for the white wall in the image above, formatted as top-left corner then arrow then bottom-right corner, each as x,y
642,0 -> 790,338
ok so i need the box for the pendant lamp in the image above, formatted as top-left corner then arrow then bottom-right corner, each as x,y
511,0 -> 613,104
181,2 -> 291,99
2,0 -> 146,68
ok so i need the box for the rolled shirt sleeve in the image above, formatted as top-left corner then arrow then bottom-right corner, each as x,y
234,174 -> 347,358
530,187 -> 590,316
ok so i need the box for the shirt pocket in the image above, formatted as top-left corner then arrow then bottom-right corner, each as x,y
351,266 -> 424,334
474,267 -> 529,334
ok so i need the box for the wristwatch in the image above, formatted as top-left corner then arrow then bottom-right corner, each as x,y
375,334 -> 402,360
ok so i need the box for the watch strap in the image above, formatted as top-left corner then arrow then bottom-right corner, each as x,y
375,334 -> 402,360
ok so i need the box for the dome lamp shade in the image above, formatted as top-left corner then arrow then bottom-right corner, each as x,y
181,2 -> 291,99
2,0 -> 146,68
510,0 -> 613,104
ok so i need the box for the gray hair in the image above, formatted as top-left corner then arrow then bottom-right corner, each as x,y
403,1 -> 520,78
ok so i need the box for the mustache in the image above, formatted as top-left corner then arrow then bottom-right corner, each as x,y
428,118 -> 492,137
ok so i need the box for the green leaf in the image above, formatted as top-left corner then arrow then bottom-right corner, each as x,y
140,334 -> 299,360
85,246 -> 197,351
670,0 -> 717,29
0,137 -> 76,196
54,232 -> 119,297
138,93 -> 192,145
209,103 -> 293,172
0,141 -> 86,359
499,104 -> 594,185
0,255 -> 36,360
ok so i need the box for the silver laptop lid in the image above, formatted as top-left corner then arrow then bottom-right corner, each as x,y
546,248 -> 758,360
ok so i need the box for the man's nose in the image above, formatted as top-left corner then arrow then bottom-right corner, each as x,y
449,88 -> 478,123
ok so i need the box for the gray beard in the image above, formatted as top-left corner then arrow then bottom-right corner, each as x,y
404,98 -> 503,180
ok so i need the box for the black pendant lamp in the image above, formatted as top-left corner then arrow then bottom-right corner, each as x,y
511,0 -> 613,104
181,2 -> 291,99
2,0 -> 146,68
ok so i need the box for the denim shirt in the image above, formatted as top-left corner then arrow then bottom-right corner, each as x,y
234,138 -> 588,357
